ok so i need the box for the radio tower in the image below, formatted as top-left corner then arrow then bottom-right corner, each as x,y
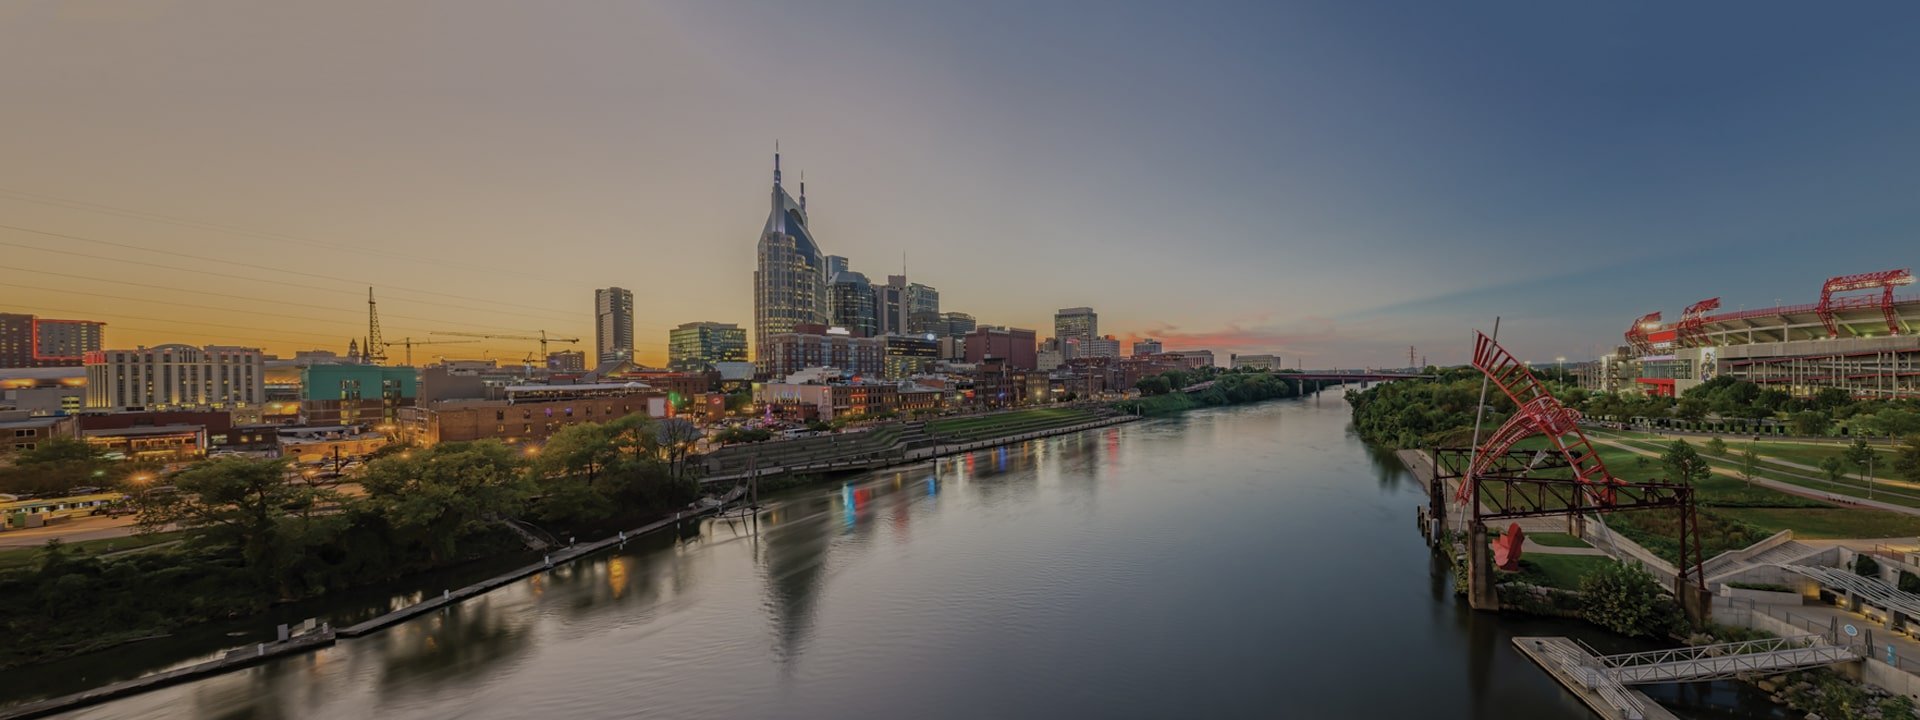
365,287 -> 387,365
1408,346 -> 1416,371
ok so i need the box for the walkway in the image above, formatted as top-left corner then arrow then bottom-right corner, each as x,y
1514,634 -> 1860,720
1584,431 -> 1920,518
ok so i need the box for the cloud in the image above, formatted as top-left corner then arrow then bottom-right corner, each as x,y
1118,315 -> 1341,360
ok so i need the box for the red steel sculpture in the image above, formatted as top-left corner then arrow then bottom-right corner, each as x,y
1459,331 -> 1620,506
1817,269 -> 1914,337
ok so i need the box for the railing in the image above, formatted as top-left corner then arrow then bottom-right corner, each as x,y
1597,635 -> 1855,684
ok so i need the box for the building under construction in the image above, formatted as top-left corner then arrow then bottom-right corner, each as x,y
1593,269 -> 1920,399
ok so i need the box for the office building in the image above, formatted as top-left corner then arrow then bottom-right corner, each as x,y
875,275 -> 908,335
883,334 -> 940,379
963,326 -> 1039,370
547,350 -> 587,372
83,344 -> 265,411
1082,336 -> 1121,359
1232,353 -> 1282,370
400,383 -> 668,445
300,364 -> 418,426
1132,338 -> 1163,356
668,322 -> 748,372
1054,307 -> 1098,348
829,270 -> 879,337
754,150 -> 829,375
762,323 -> 885,380
906,283 -> 940,330
595,287 -> 635,369
0,313 -> 105,368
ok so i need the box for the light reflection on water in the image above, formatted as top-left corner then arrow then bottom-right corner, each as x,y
34,397 -> 1787,720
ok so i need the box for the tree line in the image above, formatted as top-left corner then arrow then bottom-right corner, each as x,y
0,414 -> 704,670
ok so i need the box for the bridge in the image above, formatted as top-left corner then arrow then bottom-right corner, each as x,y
1181,372 -> 1431,393
1517,635 -> 1860,719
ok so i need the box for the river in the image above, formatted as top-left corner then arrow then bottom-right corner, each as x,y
19,395 -> 1787,719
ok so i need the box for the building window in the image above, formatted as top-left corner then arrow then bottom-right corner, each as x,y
496,411 -> 505,421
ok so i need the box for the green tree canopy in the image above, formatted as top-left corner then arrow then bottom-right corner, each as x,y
1661,440 -> 1712,485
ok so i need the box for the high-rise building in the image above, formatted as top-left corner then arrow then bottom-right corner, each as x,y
1054,307 -> 1098,348
84,344 -> 265,411
826,255 -> 850,279
668,321 -> 749,372
595,287 -> 635,370
1132,338 -> 1163,356
1,313 -> 105,368
754,149 -> 828,375
906,283 -> 939,330
874,275 -> 907,335
829,270 -> 879,337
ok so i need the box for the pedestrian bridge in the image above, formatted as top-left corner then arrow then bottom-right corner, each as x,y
1517,635 -> 1859,720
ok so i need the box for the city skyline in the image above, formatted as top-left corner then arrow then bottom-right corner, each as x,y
4,3 -> 1920,368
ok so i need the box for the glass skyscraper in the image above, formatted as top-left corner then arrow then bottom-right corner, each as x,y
754,149 -> 828,375
829,270 -> 879,338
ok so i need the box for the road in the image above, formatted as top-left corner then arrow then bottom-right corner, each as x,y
0,514 -> 142,548
1584,431 -> 1920,517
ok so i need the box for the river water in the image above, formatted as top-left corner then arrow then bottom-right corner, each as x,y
22,395 -> 1787,719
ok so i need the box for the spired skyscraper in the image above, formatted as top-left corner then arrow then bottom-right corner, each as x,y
754,148 -> 828,375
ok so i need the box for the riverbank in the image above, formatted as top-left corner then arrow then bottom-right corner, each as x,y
0,502 -> 729,720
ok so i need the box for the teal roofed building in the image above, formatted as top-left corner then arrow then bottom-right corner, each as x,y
300,364 -> 417,427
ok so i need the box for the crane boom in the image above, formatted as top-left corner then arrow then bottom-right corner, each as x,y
431,330 -> 581,358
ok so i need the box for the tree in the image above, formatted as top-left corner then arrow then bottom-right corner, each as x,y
1866,410 -> 1920,439
653,418 -> 704,480
133,457 -> 300,581
1738,445 -> 1760,485
1820,456 -> 1848,487
1894,436 -> 1920,485
360,442 -> 533,564
0,438 -> 125,495
1789,410 -> 1832,437
1674,397 -> 1709,423
1579,561 -> 1682,638
536,422 -> 619,486
1845,438 -> 1878,484
1661,440 -> 1712,485
1703,437 -> 1728,456
1813,387 -> 1853,412
1856,553 -> 1881,577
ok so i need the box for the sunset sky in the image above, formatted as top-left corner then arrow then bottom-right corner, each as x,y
4,1 -> 1920,368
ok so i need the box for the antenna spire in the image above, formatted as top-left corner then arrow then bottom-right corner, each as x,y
773,140 -> 782,187
799,170 -> 806,209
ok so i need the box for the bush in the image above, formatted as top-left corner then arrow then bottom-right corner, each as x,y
1901,571 -> 1920,595
1578,561 -> 1683,638
1856,554 -> 1881,577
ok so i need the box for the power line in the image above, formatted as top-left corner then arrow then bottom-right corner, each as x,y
0,186 -> 583,286
0,229 -> 695,335
0,279 -> 669,349
0,230 -> 592,326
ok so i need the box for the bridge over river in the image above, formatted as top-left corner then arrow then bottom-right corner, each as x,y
1517,635 -> 1861,719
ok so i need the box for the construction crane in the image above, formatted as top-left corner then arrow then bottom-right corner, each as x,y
431,330 -> 581,359
381,337 -> 477,366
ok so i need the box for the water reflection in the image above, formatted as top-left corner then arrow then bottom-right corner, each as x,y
38,399 -> 1784,720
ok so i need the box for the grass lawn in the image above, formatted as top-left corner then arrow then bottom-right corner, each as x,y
1714,507 -> 1920,540
0,530 -> 186,571
1508,553 -> 1613,590
1529,532 -> 1592,548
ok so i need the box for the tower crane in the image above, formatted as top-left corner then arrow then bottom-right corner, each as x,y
430,330 -> 581,359
381,337 -> 477,366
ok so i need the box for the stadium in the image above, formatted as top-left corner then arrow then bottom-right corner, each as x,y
1595,269 -> 1920,399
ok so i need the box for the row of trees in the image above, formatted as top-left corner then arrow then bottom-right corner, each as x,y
0,414 -> 705,669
